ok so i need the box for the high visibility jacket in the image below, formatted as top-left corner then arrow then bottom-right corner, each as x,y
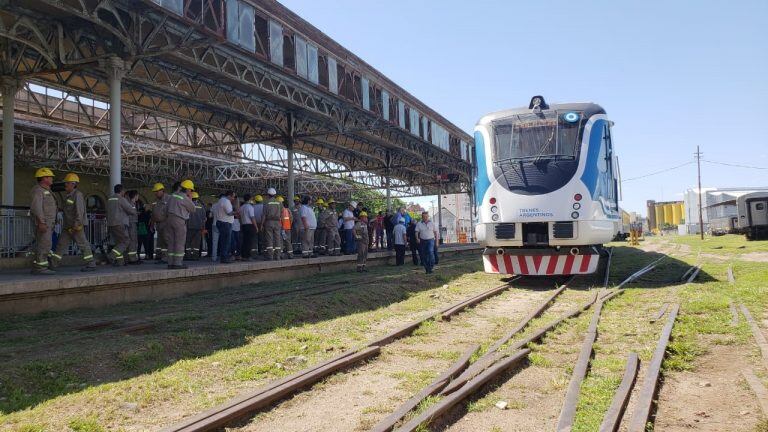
167,192 -> 195,220
30,184 -> 57,225
263,197 -> 282,222
281,207 -> 292,230
62,189 -> 88,229
107,193 -> 137,227
151,194 -> 169,223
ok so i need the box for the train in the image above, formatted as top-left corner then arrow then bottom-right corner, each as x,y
737,192 -> 768,240
474,96 -> 620,275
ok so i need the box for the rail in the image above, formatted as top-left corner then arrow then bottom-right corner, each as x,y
0,206 -> 109,259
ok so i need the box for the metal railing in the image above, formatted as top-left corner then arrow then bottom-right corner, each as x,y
0,206 -> 109,259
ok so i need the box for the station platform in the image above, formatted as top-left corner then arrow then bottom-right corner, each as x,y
0,244 -> 481,315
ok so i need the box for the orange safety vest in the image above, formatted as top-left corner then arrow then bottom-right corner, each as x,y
281,207 -> 292,230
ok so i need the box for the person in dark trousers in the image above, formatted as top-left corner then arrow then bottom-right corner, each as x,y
137,205 -> 154,260
415,211 -> 438,274
239,194 -> 256,261
393,217 -> 407,266
406,219 -> 420,265
384,210 -> 394,250
215,191 -> 235,263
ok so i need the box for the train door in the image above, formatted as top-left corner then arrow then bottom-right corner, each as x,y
750,201 -> 768,226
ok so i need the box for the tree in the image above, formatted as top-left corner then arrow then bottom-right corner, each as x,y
350,188 -> 405,214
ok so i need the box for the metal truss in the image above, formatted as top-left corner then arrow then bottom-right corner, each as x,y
1,0 -> 474,196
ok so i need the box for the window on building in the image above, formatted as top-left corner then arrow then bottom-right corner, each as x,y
225,0 -> 255,52
382,90 -> 390,121
283,34 -> 295,70
153,0 -> 183,15
268,19 -> 283,66
398,100 -> 406,128
295,36 -> 308,78
328,57 -> 338,94
361,77 -> 370,110
307,44 -> 319,84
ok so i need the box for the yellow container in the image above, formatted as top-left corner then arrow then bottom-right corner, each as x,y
655,205 -> 664,229
671,203 -> 682,225
663,204 -> 673,226
678,203 -> 685,224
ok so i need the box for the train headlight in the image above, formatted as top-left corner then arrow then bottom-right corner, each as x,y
563,112 -> 580,123
573,202 -> 581,210
571,211 -> 579,219
492,214 -> 500,221
490,206 -> 498,213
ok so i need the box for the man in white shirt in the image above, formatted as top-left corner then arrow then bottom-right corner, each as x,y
215,191 -> 235,263
239,194 -> 256,260
415,211 -> 439,274
342,201 -> 357,254
393,217 -> 407,266
299,196 -> 318,258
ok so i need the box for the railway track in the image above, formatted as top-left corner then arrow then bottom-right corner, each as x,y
163,254 -> 621,431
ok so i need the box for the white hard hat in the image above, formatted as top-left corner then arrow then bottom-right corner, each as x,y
267,187 -> 276,196
350,201 -> 358,207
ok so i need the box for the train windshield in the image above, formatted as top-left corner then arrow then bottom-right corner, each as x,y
492,111 -> 585,162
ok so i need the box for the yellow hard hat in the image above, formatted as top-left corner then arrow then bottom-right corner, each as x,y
63,173 -> 80,183
327,198 -> 336,204
254,195 -> 264,203
152,183 -> 165,192
316,198 -> 325,205
293,195 -> 301,201
180,179 -> 195,191
277,196 -> 285,203
191,191 -> 200,199
359,211 -> 368,218
35,167 -> 54,178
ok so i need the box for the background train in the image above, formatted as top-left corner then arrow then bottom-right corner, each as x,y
737,192 -> 768,240
474,96 -> 620,275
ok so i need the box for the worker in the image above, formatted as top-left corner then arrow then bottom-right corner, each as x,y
323,198 -> 341,255
342,201 -> 357,254
252,194 -> 264,256
315,198 -> 326,254
29,168 -> 58,274
150,183 -> 169,264
50,173 -> 96,272
261,187 -> 283,260
239,194 -> 256,261
299,196 -> 317,258
125,190 -> 142,265
185,192 -> 206,260
354,211 -> 370,272
106,184 -> 137,266
165,180 -> 196,269
278,196 -> 293,259
291,195 -> 303,256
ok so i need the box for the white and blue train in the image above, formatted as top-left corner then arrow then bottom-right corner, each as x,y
474,96 -> 620,275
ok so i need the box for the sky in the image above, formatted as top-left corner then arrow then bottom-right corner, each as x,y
280,0 -> 768,215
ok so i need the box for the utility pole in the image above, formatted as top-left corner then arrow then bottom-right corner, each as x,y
695,146 -> 704,240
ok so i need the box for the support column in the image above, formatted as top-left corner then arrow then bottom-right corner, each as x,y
286,113 -> 295,210
1,78 -> 18,206
384,151 -> 392,211
437,186 -> 443,245
104,57 -> 125,190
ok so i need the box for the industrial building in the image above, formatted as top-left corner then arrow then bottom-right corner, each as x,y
646,200 -> 685,233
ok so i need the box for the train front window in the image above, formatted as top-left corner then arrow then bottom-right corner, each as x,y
493,111 -> 584,162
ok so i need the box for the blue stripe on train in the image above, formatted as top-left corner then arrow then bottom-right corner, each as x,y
580,118 -> 606,197
474,131 -> 490,208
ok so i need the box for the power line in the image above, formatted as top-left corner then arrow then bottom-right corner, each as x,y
622,161 -> 694,182
703,159 -> 768,170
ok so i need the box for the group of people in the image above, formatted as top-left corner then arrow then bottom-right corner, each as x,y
28,168 -> 442,275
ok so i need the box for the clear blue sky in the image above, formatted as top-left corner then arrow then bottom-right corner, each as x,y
281,0 -> 768,214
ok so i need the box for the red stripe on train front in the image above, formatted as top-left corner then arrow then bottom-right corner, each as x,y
489,254 -> 499,273
579,254 -> 591,273
518,256 -> 529,274
546,255 -> 558,275
563,255 -> 575,274
503,254 -> 514,274
532,255 -> 543,274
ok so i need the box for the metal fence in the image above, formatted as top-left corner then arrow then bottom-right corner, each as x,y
0,206 -> 109,259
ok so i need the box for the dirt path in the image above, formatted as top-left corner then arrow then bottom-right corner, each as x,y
238,287 -> 592,432
654,342 -> 762,431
